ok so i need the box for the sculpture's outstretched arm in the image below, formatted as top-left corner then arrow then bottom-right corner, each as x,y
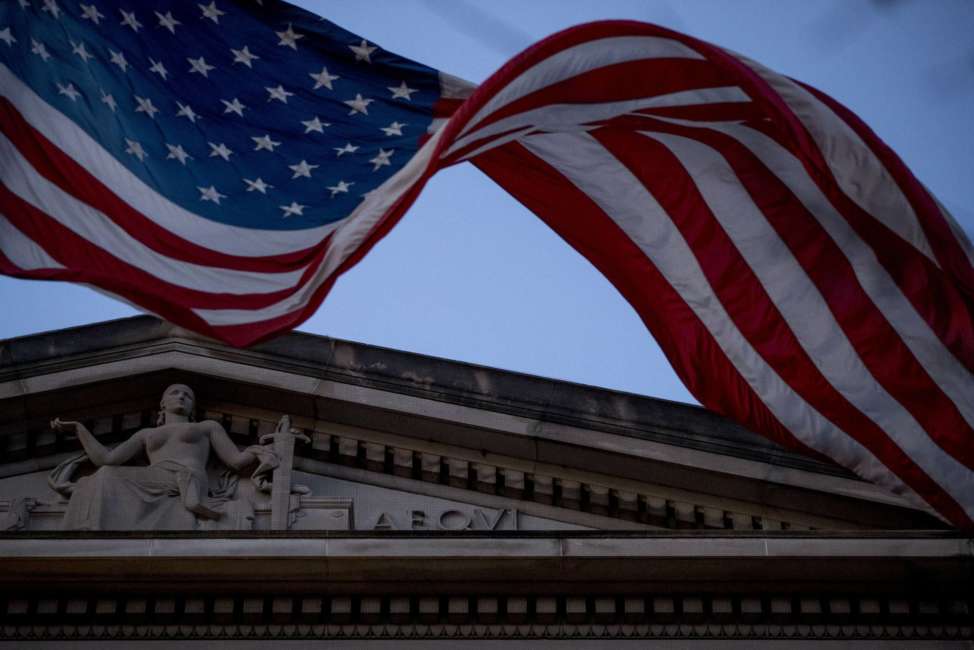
50,418 -> 145,466
206,420 -> 263,471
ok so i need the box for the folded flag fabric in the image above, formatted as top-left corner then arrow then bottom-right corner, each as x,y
1,1 -> 972,528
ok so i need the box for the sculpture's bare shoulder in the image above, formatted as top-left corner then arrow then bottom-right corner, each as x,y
198,419 -> 227,437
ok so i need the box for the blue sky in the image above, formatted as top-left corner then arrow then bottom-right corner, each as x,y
1,0 -> 972,406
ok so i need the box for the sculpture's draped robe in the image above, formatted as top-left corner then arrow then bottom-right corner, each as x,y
61,459 -> 258,531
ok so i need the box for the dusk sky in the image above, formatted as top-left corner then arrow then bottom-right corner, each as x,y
1,0 -> 971,407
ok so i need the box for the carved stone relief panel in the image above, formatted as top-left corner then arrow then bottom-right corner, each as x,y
1,384 -> 348,532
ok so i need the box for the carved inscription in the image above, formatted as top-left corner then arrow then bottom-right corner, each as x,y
370,508 -> 518,531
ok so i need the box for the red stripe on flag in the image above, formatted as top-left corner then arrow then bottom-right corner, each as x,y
433,97 -> 466,118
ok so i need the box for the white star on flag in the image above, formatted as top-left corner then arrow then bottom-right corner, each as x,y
100,90 -> 117,112
176,102 -> 200,122
148,59 -> 168,79
71,41 -> 93,63
349,39 -> 376,62
369,148 -> 393,171
109,50 -> 128,72
79,3 -> 104,24
388,81 -> 417,101
266,85 -> 294,103
134,96 -> 159,118
188,56 -> 214,77
280,202 -> 306,217
165,143 -> 192,165
155,10 -> 180,34
334,143 -> 358,157
380,121 -> 405,137
0,28 -> 15,47
252,134 -> 281,152
199,1 -> 224,23
327,180 -> 353,197
57,82 -> 80,102
276,23 -> 303,49
197,185 -> 225,204
124,138 -> 147,161
31,39 -> 52,62
231,45 -> 259,67
343,94 -> 373,115
301,116 -> 330,134
244,178 -> 273,194
221,98 -> 246,116
309,66 -> 339,90
289,160 -> 318,179
208,142 -> 233,161
41,0 -> 61,19
119,9 -> 142,32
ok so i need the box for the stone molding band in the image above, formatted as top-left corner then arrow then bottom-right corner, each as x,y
1,593 -> 971,641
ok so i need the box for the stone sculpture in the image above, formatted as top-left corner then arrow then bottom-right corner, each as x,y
49,383 -> 286,531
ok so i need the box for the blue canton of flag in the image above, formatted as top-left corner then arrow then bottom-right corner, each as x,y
1,0 -> 445,230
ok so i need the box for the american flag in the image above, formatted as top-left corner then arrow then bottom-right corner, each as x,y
2,4 -> 973,528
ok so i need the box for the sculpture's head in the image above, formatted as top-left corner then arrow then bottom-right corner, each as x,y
157,384 -> 196,425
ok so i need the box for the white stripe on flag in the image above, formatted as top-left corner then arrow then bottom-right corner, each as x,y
454,126 -> 541,163
934,197 -> 974,269
438,71 -> 477,100
0,212 -> 63,271
519,128 -> 931,511
0,63 -> 338,259
0,132 -> 308,295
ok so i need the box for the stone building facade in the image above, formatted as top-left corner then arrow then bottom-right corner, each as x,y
0,316 -> 970,647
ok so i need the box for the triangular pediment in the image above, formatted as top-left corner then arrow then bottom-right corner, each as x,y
0,316 -> 943,533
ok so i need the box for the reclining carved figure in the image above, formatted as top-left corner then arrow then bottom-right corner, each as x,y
49,383 -> 280,531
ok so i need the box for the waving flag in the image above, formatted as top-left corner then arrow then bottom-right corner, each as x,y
2,1 -> 972,528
